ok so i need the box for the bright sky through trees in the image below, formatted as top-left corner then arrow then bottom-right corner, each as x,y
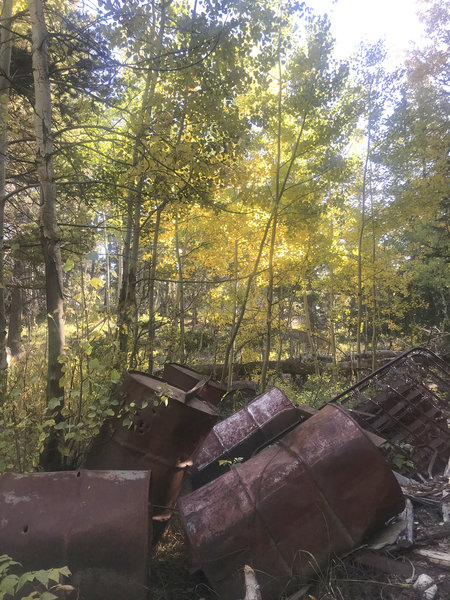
312,0 -> 426,61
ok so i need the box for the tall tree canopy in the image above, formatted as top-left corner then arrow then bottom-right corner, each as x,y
0,0 -> 447,471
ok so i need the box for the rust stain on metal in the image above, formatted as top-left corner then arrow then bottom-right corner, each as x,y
190,387 -> 306,490
179,403 -> 404,600
330,348 -> 450,476
83,371 -> 218,534
162,363 -> 226,405
0,470 -> 151,600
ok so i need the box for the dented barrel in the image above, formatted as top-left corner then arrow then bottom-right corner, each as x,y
179,404 -> 404,600
190,387 -> 305,490
84,371 -> 218,529
0,470 -> 151,600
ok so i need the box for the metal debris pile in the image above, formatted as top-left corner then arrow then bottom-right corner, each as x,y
0,348 -> 448,600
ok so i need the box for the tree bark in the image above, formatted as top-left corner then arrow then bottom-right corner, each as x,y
117,2 -> 167,364
7,258 -> 24,356
174,211 -> 186,362
147,205 -> 162,374
0,0 -> 14,396
29,0 -> 66,470
221,213 -> 272,383
357,78 -> 373,372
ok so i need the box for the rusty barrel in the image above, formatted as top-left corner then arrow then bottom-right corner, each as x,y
84,371 -> 218,531
179,404 -> 405,599
0,470 -> 151,600
190,387 -> 305,490
162,363 -> 226,405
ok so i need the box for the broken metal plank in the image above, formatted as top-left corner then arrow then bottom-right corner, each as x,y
162,363 -> 226,405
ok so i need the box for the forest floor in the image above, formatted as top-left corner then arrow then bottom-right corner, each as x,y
149,520 -> 407,600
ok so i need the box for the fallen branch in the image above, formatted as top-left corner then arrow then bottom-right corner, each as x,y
242,565 -> 262,600
413,549 -> 450,569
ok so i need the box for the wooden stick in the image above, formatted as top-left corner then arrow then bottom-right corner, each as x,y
243,565 -> 262,600
413,549 -> 450,569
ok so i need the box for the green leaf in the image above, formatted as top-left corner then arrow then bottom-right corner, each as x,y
16,572 -> 35,591
33,570 -> 49,586
110,369 -> 120,382
0,574 -> 18,594
39,593 -> 58,600
47,398 -> 61,411
85,251 -> 98,261
62,258 -> 74,272
56,566 -> 71,578
53,422 -> 68,431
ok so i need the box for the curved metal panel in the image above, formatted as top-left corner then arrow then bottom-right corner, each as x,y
83,371 -> 218,532
190,387 -> 305,490
0,470 -> 151,600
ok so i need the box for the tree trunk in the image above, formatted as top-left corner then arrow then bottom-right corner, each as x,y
260,44 -> 308,390
0,0 -> 14,396
303,290 -> 319,374
29,0 -> 66,470
357,80 -> 373,372
7,258 -> 24,356
117,3 -> 167,364
221,213 -> 272,383
147,205 -> 162,374
370,181 -> 378,371
174,212 -> 186,362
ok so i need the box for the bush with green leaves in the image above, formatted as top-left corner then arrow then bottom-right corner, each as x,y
0,555 -> 73,600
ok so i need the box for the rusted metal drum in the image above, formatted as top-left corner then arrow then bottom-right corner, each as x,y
162,363 -> 226,405
0,470 -> 151,600
179,404 -> 404,599
190,387 -> 305,490
83,371 -> 218,532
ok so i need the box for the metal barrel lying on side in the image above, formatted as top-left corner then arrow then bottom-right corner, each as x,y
83,371 -> 218,536
190,387 -> 306,490
0,469 -> 151,600
179,403 -> 405,600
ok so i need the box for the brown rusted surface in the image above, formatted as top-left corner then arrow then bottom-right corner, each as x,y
162,363 -> 226,405
83,371 -> 217,535
331,348 -> 450,477
190,387 -> 305,490
0,469 -> 151,600
179,404 -> 404,600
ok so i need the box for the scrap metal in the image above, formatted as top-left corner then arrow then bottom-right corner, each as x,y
83,371 -> 217,535
179,403 -> 404,600
0,469 -> 151,600
190,386 -> 306,490
162,362 -> 226,405
330,347 -> 450,476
